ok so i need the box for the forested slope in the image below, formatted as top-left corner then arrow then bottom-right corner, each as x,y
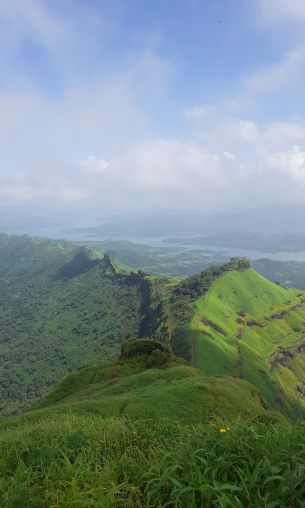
0,235 -> 148,415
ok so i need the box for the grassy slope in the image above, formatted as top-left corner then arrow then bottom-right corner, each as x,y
25,354 -> 281,425
188,268 -> 305,417
0,350 -> 303,508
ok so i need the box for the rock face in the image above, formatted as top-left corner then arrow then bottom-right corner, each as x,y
225,257 -> 250,271
98,253 -> 118,276
269,338 -> 305,372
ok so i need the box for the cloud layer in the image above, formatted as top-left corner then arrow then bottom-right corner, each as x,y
1,0 -> 305,212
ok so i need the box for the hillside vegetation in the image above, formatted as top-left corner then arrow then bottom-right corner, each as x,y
0,341 -> 303,508
0,235 -> 148,415
2,415 -> 305,507
2,235 -> 305,506
28,340 -> 281,424
182,267 -> 305,418
2,234 -> 305,420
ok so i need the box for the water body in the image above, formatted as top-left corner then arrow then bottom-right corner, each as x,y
119,236 -> 305,262
4,221 -> 305,263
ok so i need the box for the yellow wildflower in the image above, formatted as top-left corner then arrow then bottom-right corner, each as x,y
219,427 -> 230,433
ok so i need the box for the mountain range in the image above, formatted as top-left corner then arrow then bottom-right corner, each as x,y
2,233 -> 305,505
1,233 -> 305,421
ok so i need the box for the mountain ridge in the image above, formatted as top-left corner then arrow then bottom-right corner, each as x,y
2,234 -> 305,505
2,233 -> 305,420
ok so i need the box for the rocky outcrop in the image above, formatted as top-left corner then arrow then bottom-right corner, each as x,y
55,250 -> 120,280
225,257 -> 250,271
269,338 -> 305,372
97,253 -> 118,276
246,297 -> 305,329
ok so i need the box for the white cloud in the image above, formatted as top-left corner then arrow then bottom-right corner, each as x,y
184,106 -> 212,119
245,42 -> 305,95
246,0 -> 305,101
259,0 -> 305,23
81,156 -> 110,175
126,139 -> 222,192
0,0 -> 69,70
59,188 -> 88,201
268,145 -> 305,182
0,182 -> 87,202
0,184 -> 38,201
110,114 -> 305,208
3,105 -> 305,208
0,48 -> 169,205
224,151 -> 236,161
1,1 -> 305,211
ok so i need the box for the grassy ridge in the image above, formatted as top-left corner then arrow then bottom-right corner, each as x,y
25,353 -> 281,424
187,268 -> 305,418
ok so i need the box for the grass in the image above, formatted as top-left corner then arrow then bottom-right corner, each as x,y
0,341 -> 300,508
0,345 -> 294,507
187,268 -> 305,418
0,416 -> 305,507
24,353 -> 282,425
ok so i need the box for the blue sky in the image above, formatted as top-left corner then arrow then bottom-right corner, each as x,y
1,0 -> 305,212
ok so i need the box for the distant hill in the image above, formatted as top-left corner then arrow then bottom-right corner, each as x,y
85,238 -> 305,288
60,205 -> 305,237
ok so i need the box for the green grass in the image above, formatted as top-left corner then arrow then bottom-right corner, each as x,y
0,345 -> 292,507
25,353 -> 281,425
0,416 -> 304,507
186,268 -> 305,418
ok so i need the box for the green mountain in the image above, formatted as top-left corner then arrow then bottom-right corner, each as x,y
166,261 -> 305,419
2,235 -> 305,505
82,238 -> 305,289
2,233 -> 305,420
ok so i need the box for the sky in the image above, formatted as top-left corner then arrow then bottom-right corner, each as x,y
2,0 -> 305,217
